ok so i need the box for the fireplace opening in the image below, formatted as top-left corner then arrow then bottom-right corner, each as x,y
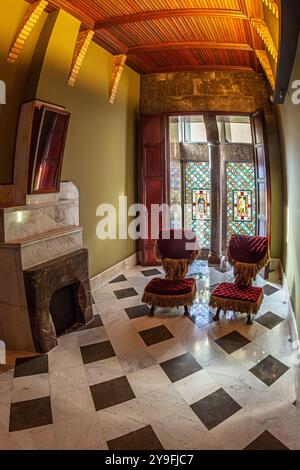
49,283 -> 84,336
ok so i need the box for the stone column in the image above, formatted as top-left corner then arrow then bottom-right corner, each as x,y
203,115 -> 223,266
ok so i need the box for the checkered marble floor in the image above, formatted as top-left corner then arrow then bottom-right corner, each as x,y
0,261 -> 299,450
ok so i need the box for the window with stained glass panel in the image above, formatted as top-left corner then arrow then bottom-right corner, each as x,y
226,162 -> 256,244
185,162 -> 211,248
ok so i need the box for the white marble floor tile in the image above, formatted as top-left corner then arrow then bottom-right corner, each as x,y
151,409 -> 208,450
148,338 -> 187,364
48,348 -> 83,372
243,388 -> 293,428
55,332 -> 79,351
137,384 -> 191,424
54,413 -> 107,450
211,408 -> 265,450
231,341 -> 269,369
266,406 -> 300,450
51,386 -> 95,423
85,357 -> 124,386
12,374 -> 50,403
182,432 -> 224,450
0,380 -> 12,405
127,364 -> 171,397
174,369 -> 220,405
77,326 -> 109,347
9,424 -> 56,450
50,365 -> 88,395
97,398 -> 148,441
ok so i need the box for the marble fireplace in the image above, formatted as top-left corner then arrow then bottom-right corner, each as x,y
0,182 -> 93,353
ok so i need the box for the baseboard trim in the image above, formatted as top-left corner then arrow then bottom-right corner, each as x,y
90,252 -> 137,291
280,262 -> 300,406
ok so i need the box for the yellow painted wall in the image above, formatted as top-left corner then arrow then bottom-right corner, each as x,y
0,3 -> 140,277
277,36 -> 300,332
0,0 -> 47,183
35,10 -> 140,276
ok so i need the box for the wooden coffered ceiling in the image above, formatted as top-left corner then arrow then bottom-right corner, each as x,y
24,0 -> 279,77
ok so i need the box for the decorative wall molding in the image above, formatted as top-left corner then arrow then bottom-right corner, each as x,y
255,49 -> 275,89
68,28 -> 94,87
7,0 -> 48,64
109,54 -> 127,104
90,252 -> 137,291
251,18 -> 278,63
262,0 -> 279,19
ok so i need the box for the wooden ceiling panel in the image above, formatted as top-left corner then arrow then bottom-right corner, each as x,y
107,17 -> 250,48
25,0 -> 277,75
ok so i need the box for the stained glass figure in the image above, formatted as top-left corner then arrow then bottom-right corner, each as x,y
192,189 -> 210,220
233,190 -> 252,222
226,162 -> 256,243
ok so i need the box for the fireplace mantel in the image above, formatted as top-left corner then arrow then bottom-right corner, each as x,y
0,182 -> 93,352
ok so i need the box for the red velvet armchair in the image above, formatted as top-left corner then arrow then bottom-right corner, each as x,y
209,235 -> 270,324
142,229 -> 199,316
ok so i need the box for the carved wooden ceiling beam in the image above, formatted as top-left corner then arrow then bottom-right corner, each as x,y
95,8 -> 249,30
127,42 -> 253,55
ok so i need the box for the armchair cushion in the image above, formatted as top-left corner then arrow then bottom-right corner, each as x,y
209,282 -> 263,315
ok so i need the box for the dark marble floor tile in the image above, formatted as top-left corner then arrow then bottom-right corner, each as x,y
249,355 -> 289,386
80,340 -> 115,364
77,314 -> 103,331
255,311 -> 284,330
263,284 -> 279,296
215,330 -> 251,354
141,269 -> 162,277
160,352 -> 202,382
125,304 -> 151,319
107,425 -> 164,450
109,274 -> 127,284
90,376 -> 135,411
244,430 -> 289,450
191,388 -> 241,430
114,288 -> 139,300
14,355 -> 48,378
9,397 -> 53,432
139,325 -> 174,347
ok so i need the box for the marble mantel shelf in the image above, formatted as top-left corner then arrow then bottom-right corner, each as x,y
0,182 -> 90,352
1,198 -> 75,213
7,225 -> 83,246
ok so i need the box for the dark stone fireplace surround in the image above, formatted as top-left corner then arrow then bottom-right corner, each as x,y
23,248 -> 93,353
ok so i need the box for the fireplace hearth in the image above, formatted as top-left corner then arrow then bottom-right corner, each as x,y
23,249 -> 93,352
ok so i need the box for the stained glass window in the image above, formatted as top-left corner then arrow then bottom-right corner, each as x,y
185,162 -> 211,248
226,162 -> 256,243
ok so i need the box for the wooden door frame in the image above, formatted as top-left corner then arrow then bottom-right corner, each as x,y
164,110 -> 272,248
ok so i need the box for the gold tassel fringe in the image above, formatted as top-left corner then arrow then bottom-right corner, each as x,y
209,292 -> 263,315
142,284 -> 196,308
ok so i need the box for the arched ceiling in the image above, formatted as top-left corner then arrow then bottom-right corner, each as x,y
26,0 -> 279,76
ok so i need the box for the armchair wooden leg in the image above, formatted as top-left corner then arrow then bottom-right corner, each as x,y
184,305 -> 189,316
247,313 -> 253,325
149,306 -> 155,316
213,307 -> 221,322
